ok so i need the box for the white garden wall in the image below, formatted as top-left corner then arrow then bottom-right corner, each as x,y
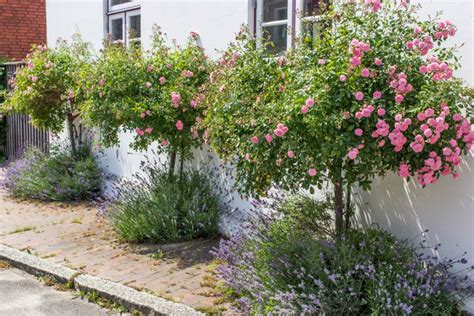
45,1 -> 473,309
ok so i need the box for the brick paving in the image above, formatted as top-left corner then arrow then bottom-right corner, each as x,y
0,168 -> 227,313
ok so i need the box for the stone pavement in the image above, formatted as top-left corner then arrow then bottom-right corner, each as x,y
0,169 -> 226,314
0,268 -> 109,316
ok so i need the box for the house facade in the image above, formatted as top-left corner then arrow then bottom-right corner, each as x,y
45,0 -> 473,309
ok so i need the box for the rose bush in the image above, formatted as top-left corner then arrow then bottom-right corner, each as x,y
206,1 -> 474,231
2,36 -> 92,154
83,28 -> 211,174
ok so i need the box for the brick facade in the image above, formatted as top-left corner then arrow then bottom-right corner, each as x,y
0,0 -> 47,61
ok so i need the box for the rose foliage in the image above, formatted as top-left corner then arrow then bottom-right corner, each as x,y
205,1 -> 473,230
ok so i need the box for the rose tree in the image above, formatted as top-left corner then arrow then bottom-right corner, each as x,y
2,37 -> 92,154
82,28 -> 210,175
206,1 -> 473,232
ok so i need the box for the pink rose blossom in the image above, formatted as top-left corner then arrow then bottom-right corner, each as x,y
354,91 -> 364,101
251,136 -> 259,144
339,75 -> 347,81
377,108 -> 386,116
190,99 -> 198,108
347,148 -> 359,160
176,120 -> 184,130
99,79 -> 106,86
395,95 -> 404,104
342,111 -> 351,119
159,77 -> 166,85
374,58 -> 383,66
306,98 -> 315,107
265,134 -> 273,143
361,68 -> 370,77
171,92 -> 181,107
307,168 -> 317,177
287,150 -> 295,158
145,127 -> 153,134
373,91 -> 382,99
301,105 -> 309,114
161,139 -> 169,146
355,128 -> 363,136
145,82 -> 152,88
140,112 -> 146,119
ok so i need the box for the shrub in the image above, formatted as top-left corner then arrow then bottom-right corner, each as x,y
83,27 -> 211,174
206,1 -> 474,232
2,36 -> 92,154
213,195 -> 473,315
110,162 -> 220,243
2,146 -> 102,201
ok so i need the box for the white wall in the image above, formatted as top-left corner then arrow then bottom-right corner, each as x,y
46,0 -> 106,50
354,0 -> 474,311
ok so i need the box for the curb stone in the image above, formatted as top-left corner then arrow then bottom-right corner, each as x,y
0,244 -> 203,316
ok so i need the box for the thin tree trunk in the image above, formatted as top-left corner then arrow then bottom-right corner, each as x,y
345,183 -> 352,229
334,179 -> 344,234
66,114 -> 76,155
179,153 -> 184,182
168,151 -> 177,180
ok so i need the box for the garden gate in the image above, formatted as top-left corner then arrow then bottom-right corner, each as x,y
3,62 -> 50,159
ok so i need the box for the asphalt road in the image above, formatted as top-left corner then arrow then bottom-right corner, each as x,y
0,268 -> 110,316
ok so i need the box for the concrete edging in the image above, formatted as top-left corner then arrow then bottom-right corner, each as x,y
0,244 -> 203,316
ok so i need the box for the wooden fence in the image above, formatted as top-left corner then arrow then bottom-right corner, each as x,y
2,62 -> 50,159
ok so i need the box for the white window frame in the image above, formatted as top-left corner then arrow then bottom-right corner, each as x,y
107,0 -> 140,47
255,0 -> 329,50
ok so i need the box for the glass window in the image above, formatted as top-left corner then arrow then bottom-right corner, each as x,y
111,0 -> 132,6
263,0 -> 288,22
303,0 -> 329,16
129,14 -> 141,39
111,17 -> 124,42
260,0 -> 289,53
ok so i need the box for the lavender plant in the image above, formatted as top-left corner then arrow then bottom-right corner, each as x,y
110,158 -> 221,243
1,146 -> 102,201
213,195 -> 473,315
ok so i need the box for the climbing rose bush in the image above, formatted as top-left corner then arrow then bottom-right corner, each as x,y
2,36 -> 92,153
206,1 -> 473,230
83,28 -> 211,163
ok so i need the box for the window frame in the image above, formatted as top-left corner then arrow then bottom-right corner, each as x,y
106,0 -> 141,47
255,0 -> 329,51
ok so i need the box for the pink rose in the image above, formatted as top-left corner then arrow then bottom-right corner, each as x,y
377,108 -> 386,116
306,98 -> 315,107
145,127 -> 153,134
145,82 -> 152,88
354,91 -> 364,101
161,139 -> 169,146
301,105 -> 309,114
287,150 -> 295,158
171,92 -> 181,107
265,134 -> 273,143
159,77 -> 166,85
355,128 -> 363,136
347,148 -> 359,160
374,58 -> 383,66
251,136 -> 259,144
395,95 -> 404,104
373,91 -> 382,99
176,120 -> 184,130
99,79 -> 106,86
339,75 -> 347,81
307,168 -> 317,177
140,112 -> 146,119
361,68 -> 370,77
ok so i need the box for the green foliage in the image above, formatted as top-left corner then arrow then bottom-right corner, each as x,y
214,199 -> 472,314
2,36 -> 92,134
83,27 -> 211,161
205,2 -> 474,197
110,162 -> 220,243
3,146 -> 102,201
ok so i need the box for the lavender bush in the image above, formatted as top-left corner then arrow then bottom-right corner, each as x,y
110,159 -> 221,243
1,146 -> 102,201
213,195 -> 473,315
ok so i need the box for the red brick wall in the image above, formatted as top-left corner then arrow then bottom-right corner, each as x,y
0,0 -> 47,61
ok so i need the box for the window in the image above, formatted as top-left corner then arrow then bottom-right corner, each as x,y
257,0 -> 291,53
256,0 -> 330,52
107,0 -> 140,47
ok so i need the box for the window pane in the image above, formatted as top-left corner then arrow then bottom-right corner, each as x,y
303,0 -> 330,16
263,24 -> 287,53
263,0 -> 288,22
111,18 -> 123,41
129,15 -> 141,39
111,0 -> 132,6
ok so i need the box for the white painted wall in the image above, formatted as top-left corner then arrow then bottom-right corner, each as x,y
45,3 -> 474,302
